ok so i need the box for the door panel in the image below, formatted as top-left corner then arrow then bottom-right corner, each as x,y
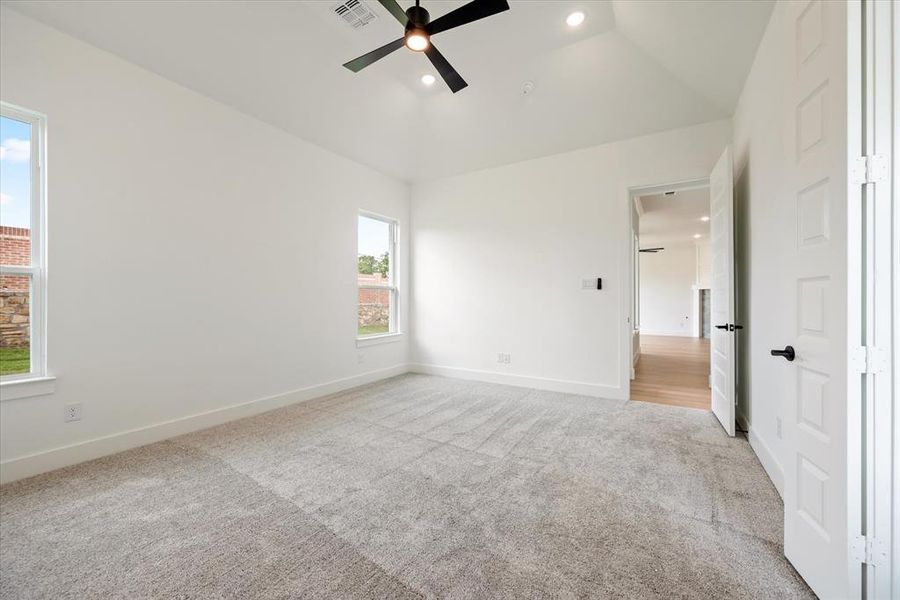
781,0 -> 851,597
709,146 -> 735,436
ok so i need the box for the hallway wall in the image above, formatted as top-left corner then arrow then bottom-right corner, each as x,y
639,242 -> 697,336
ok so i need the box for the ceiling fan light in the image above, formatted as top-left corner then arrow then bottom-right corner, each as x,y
405,31 -> 430,52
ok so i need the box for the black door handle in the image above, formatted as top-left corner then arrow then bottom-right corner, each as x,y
770,346 -> 795,361
715,324 -> 729,330
715,324 -> 745,331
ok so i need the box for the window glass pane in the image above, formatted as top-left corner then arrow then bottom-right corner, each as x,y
357,215 -> 390,282
358,287 -> 390,336
0,115 -> 32,266
358,215 -> 392,336
0,273 -> 31,375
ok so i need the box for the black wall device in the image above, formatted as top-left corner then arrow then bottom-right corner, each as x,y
597,278 -> 602,290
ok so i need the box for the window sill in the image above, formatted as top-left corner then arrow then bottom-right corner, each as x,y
356,332 -> 404,348
0,375 -> 57,401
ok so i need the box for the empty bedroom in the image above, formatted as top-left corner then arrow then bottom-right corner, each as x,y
0,1 -> 896,599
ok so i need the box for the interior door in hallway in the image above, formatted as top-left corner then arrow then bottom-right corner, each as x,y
709,146 -> 736,436
780,0 -> 854,597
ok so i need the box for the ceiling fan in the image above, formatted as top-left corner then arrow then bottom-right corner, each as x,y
342,0 -> 511,93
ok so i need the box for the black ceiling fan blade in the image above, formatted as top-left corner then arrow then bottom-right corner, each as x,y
426,0 -> 510,36
377,0 -> 409,25
343,37 -> 406,72
424,43 -> 467,93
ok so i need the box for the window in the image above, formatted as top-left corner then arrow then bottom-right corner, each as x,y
0,104 -> 46,381
357,212 -> 397,338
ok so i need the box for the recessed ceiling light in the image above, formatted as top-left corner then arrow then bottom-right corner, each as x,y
693,234 -> 702,239
421,74 -> 436,86
700,215 -> 710,222
566,11 -> 585,27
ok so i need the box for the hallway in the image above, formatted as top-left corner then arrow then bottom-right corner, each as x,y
630,335 -> 711,410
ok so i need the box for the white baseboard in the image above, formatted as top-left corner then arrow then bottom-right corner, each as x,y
747,427 -> 784,498
0,364 -> 411,485
409,363 -> 624,400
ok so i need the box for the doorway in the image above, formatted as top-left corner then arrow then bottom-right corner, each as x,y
628,182 -> 713,411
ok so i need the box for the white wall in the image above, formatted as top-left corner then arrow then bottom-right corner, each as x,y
639,242 -> 697,336
695,241 -> 711,288
0,9 -> 410,482
411,120 -> 731,399
731,2 -> 788,494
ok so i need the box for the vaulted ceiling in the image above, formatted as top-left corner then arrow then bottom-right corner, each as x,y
5,0 -> 773,181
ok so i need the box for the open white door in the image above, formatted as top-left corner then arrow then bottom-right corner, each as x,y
779,0 -> 855,597
709,146 -> 735,437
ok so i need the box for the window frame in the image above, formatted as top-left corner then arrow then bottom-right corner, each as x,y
357,210 -> 399,341
0,102 -> 47,383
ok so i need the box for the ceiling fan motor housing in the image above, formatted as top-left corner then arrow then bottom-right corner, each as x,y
405,5 -> 430,28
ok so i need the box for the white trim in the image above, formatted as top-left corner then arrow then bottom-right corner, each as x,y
356,332 -> 403,347
410,363 -> 625,400
0,364 -> 410,484
0,375 -> 56,401
0,102 -> 48,384
863,0 -> 895,592
748,425 -> 784,499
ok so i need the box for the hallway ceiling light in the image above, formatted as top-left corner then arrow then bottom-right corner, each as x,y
566,11 -> 585,27
700,216 -> 710,222
693,234 -> 702,239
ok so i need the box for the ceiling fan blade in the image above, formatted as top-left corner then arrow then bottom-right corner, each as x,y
377,0 -> 409,25
343,37 -> 406,72
426,0 -> 510,36
424,43 -> 467,93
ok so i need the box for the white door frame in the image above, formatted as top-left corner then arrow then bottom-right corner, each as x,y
623,177 -> 709,400
889,4 -> 899,596
858,0 -> 896,594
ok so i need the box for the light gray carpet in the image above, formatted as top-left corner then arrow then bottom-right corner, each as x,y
1,374 -> 813,599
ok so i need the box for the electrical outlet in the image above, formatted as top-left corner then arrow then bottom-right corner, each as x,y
497,353 -> 511,364
64,403 -> 82,423
776,417 -> 783,439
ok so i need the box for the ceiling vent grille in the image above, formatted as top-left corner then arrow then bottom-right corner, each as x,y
333,0 -> 378,29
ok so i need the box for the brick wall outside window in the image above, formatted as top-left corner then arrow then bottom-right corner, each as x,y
0,226 -> 30,269
0,227 -> 32,347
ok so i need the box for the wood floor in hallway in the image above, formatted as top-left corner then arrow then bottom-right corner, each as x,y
630,335 -> 711,410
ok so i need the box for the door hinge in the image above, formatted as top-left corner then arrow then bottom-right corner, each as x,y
850,346 -> 888,374
851,535 -> 888,566
850,155 -> 888,185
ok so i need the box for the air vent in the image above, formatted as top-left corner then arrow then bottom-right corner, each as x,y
333,0 -> 378,29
